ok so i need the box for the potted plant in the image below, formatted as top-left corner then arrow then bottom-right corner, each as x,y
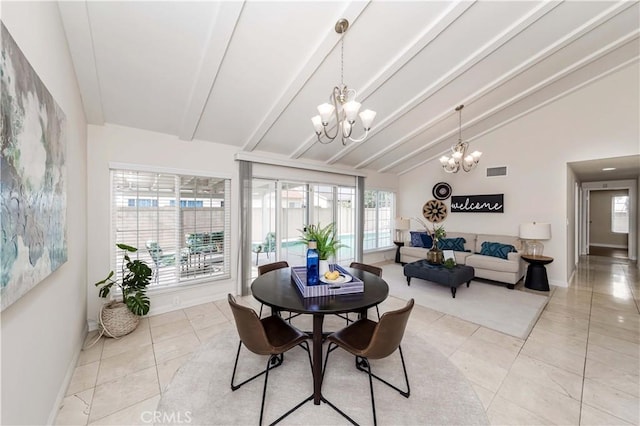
298,222 -> 346,274
94,243 -> 153,337
412,217 -> 447,264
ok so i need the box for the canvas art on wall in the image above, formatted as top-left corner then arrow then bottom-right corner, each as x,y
0,22 -> 68,311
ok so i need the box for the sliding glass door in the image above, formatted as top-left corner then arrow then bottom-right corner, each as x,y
249,179 -> 356,279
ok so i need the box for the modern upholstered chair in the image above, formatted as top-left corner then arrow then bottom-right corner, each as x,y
257,261 -> 290,319
228,294 -> 312,425
322,298 -> 415,426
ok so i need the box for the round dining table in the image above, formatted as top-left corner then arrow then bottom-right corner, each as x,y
251,266 -> 389,407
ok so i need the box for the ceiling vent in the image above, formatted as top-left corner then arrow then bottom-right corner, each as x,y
486,166 -> 507,177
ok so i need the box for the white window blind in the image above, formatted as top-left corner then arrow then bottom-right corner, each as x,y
363,189 -> 394,251
111,169 -> 231,289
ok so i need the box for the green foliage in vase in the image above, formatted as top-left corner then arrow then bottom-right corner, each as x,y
94,243 -> 152,316
443,258 -> 456,269
298,222 -> 347,260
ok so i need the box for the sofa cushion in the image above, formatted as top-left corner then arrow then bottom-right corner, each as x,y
444,232 -> 476,252
465,254 -> 521,273
410,231 -> 432,248
402,246 -> 431,259
438,237 -> 466,251
479,241 -> 517,259
475,234 -> 522,253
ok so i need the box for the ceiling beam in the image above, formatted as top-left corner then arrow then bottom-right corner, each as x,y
57,1 -> 104,124
347,0 -> 562,169
361,0 -> 636,171
382,43 -> 640,174
290,0 -> 475,160
241,1 -> 371,152
178,1 -> 244,141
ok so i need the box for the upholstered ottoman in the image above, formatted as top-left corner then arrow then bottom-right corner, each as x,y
403,260 -> 475,298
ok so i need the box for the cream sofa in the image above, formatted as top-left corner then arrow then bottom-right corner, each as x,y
400,232 -> 526,289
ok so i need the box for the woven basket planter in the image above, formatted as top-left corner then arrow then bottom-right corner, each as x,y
100,301 -> 140,338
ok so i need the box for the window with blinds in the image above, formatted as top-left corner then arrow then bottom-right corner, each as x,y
363,189 -> 394,251
111,169 -> 231,288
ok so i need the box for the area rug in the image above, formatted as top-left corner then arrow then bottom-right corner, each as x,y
382,263 -> 549,340
157,329 -> 488,425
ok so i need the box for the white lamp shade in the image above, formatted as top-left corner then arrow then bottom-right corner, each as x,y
452,151 -> 463,160
317,103 -> 335,123
439,156 -> 450,165
359,109 -> 376,129
471,151 -> 482,160
395,217 -> 410,231
343,100 -> 361,122
311,115 -> 323,133
519,222 -> 551,240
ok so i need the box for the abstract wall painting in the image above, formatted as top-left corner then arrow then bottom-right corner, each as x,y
1,22 -> 68,311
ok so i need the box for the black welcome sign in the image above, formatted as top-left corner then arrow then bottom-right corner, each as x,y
451,194 -> 504,213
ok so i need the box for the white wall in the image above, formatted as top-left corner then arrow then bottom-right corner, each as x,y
87,124 -> 399,321
86,124 -> 241,324
1,3 -> 88,424
398,63 -> 640,287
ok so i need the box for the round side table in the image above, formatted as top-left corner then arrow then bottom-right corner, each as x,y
393,241 -> 405,264
521,254 -> 553,291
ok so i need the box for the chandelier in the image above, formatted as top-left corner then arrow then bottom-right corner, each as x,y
439,105 -> 482,173
311,19 -> 376,146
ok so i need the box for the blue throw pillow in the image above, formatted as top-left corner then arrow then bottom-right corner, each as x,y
420,233 -> 433,248
410,231 -> 430,248
438,237 -> 465,251
480,241 -> 516,259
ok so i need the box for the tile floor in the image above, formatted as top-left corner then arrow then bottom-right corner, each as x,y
55,255 -> 639,425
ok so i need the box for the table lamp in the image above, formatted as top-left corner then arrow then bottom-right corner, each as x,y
519,222 -> 551,256
395,217 -> 410,242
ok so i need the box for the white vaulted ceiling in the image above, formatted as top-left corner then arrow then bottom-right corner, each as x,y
59,1 -> 640,174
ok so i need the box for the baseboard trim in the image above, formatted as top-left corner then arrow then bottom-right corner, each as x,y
47,322 -> 88,425
589,243 -> 629,249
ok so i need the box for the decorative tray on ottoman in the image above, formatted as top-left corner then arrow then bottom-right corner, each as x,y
291,264 -> 364,298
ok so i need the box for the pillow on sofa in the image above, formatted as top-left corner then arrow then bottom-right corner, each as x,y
480,241 -> 516,259
410,231 -> 432,248
438,237 -> 466,251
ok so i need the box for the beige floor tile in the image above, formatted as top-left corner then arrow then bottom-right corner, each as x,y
195,321 -> 236,343
521,335 -> 586,375
589,319 -> 640,344
153,330 -> 201,364
587,342 -> 639,376
487,395 -> 553,425
157,353 -> 193,392
188,310 -> 230,331
89,394 -> 161,425
470,382 -> 495,410
182,302 -> 219,319
582,378 -> 639,425
545,299 -> 592,316
406,303 -> 444,326
584,358 -> 640,398
449,350 -> 509,392
148,309 -> 187,327
101,321 -> 152,360
150,318 -> 194,343
213,298 -> 234,321
55,388 -> 93,425
580,403 -> 634,425
96,344 -> 156,385
78,334 -> 104,366
541,309 -> 591,329
89,366 -> 159,422
496,372 -> 581,425
471,327 -> 524,352
534,316 -> 589,340
508,354 -> 583,400
457,334 -> 521,368
66,361 -> 100,396
527,326 -> 587,357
